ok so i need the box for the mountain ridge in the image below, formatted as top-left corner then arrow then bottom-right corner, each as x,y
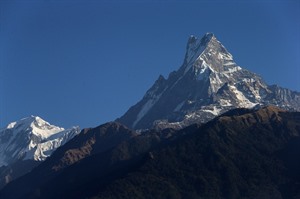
1,106 -> 300,199
117,33 -> 300,130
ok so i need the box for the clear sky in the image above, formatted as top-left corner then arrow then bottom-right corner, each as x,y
1,0 -> 299,129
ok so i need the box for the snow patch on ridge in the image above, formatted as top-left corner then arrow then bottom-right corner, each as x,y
202,106 -> 222,116
7,122 -> 17,129
194,59 -> 211,81
229,85 -> 257,108
219,99 -> 232,107
224,66 -> 242,74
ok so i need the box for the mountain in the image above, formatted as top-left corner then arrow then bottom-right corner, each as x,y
1,106 -> 300,199
0,116 -> 80,188
117,33 -> 300,130
94,106 -> 300,199
0,122 -> 171,199
0,116 -> 80,166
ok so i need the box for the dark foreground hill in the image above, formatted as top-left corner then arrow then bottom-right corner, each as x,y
1,106 -> 300,199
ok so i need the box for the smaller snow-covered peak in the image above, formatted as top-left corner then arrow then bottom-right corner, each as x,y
7,115 -> 47,128
4,115 -> 65,139
0,116 -> 80,166
30,115 -> 49,125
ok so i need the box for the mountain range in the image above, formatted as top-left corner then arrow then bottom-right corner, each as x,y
117,33 -> 300,130
0,33 -> 300,198
1,106 -> 300,199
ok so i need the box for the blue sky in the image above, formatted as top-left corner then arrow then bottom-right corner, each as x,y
1,0 -> 299,128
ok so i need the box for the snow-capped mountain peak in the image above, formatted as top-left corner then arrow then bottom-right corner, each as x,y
184,33 -> 234,75
117,33 -> 300,130
184,33 -> 214,71
5,116 -> 65,138
0,116 -> 80,166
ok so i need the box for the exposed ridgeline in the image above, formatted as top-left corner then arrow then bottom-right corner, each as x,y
117,33 -> 300,130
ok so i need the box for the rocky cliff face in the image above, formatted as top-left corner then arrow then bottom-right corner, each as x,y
117,33 -> 300,130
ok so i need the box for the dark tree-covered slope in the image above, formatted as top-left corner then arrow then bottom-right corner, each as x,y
1,106 -> 300,199
94,106 -> 300,199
